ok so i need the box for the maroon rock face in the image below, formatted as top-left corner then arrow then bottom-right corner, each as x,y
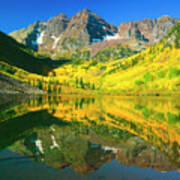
118,16 -> 179,44
91,16 -> 179,56
9,9 -> 179,59
62,8 -> 118,43
46,13 -> 70,37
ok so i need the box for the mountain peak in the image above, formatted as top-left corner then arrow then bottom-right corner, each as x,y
64,8 -> 117,43
157,15 -> 173,21
54,13 -> 69,19
81,8 -> 94,13
75,8 -> 98,17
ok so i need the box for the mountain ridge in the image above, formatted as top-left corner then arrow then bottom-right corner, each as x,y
1,11 -> 180,95
10,9 -> 179,60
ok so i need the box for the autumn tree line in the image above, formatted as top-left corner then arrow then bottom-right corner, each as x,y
27,76 -> 96,94
75,77 -> 95,90
28,79 -> 62,93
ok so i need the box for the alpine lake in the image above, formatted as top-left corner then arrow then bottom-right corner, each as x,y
0,95 -> 180,180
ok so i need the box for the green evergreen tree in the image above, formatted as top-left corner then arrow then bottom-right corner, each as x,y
80,77 -> 84,89
86,82 -> 90,89
92,84 -> 95,90
37,80 -> 42,89
76,77 -> 79,88
48,82 -> 51,93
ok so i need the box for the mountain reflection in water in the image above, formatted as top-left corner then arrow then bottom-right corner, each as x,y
0,95 -> 180,180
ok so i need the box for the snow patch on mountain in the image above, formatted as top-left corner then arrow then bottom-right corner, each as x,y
92,33 -> 121,43
51,35 -> 60,49
104,33 -> 121,41
103,26 -> 107,30
37,31 -> 45,45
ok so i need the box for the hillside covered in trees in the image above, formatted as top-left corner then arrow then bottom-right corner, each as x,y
0,22 -> 180,95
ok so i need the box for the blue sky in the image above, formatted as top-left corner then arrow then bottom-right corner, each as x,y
1,0 -> 180,34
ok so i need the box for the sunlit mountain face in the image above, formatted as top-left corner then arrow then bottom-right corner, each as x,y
0,95 -> 180,179
9,9 -> 179,60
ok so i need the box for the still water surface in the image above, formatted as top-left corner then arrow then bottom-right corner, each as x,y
0,95 -> 180,180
